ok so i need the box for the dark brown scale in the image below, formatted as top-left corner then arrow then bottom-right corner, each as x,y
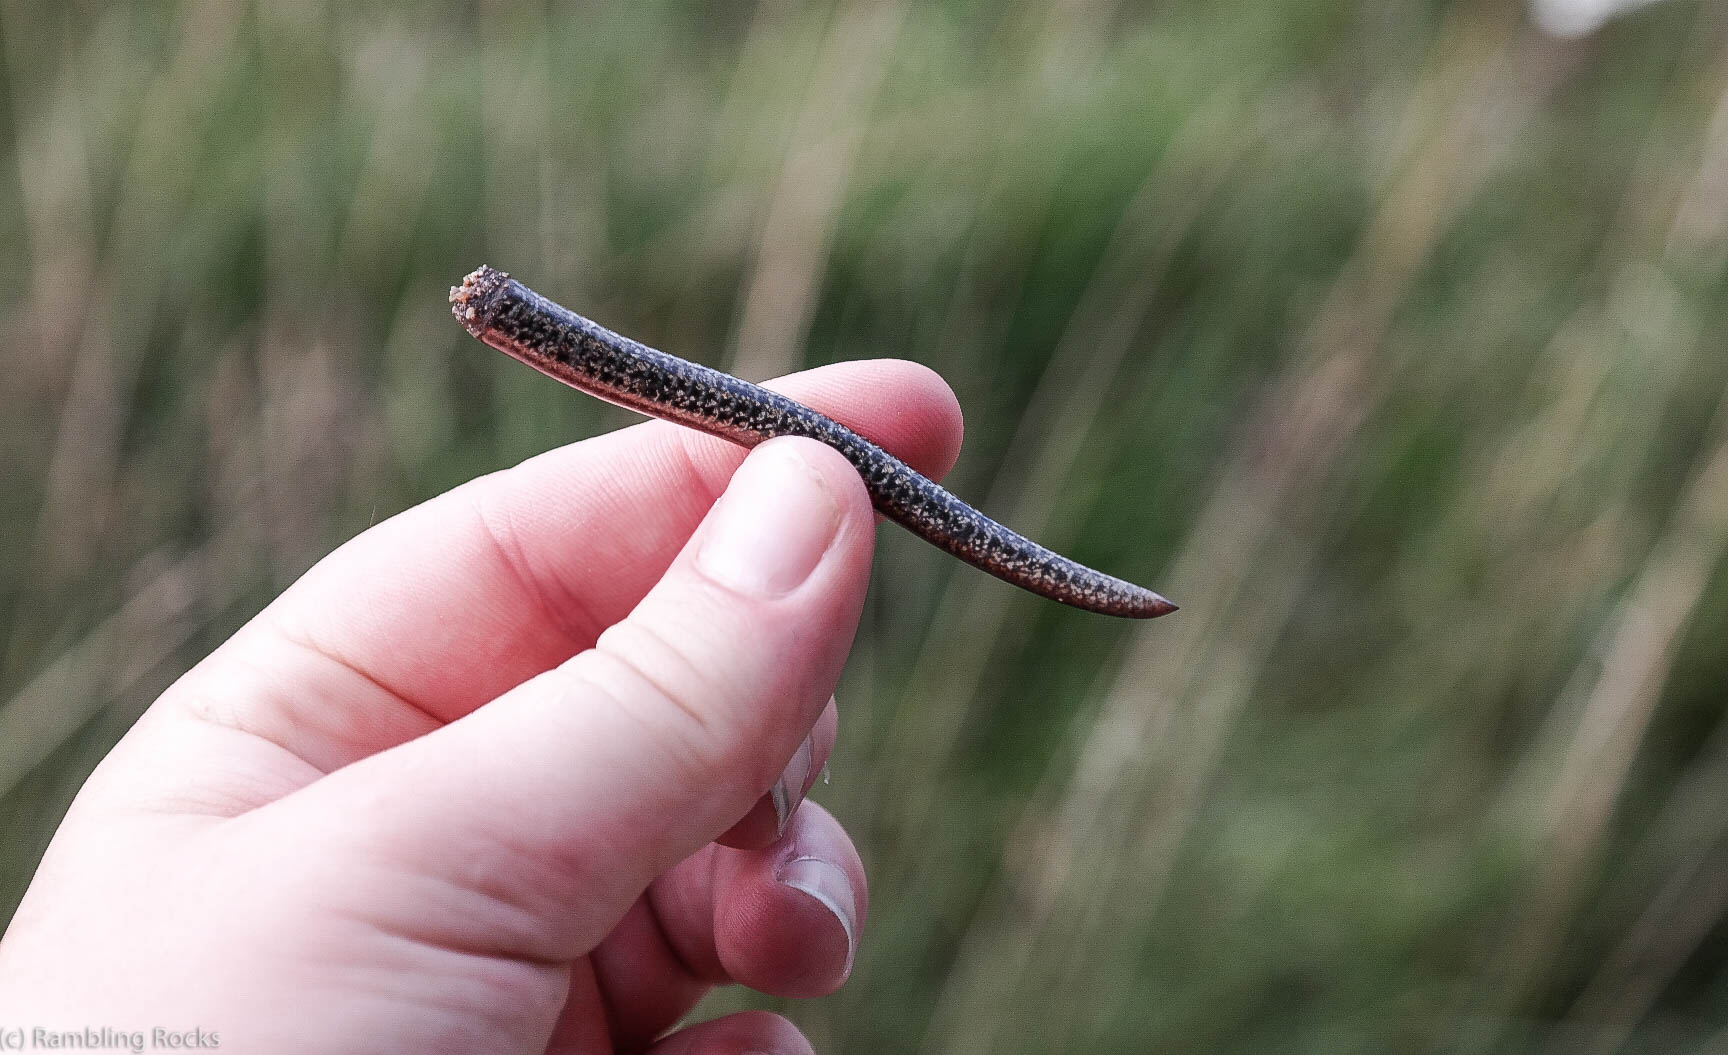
450,266 -> 1176,619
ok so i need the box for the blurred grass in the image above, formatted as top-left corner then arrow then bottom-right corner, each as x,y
4,0 -> 1728,1051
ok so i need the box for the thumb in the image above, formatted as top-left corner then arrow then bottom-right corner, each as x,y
264,437 -> 875,961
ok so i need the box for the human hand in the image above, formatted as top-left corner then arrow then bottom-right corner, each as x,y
0,360 -> 963,1054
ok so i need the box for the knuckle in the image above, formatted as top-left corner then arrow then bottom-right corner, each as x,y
574,615 -> 770,788
468,487 -> 600,645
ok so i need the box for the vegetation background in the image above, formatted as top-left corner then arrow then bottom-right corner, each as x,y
4,0 -> 1728,1050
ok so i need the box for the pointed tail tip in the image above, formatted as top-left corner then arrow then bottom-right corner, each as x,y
1139,593 -> 1179,618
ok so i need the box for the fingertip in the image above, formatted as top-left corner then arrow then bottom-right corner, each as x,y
644,1011 -> 813,1055
863,358 -> 966,479
768,358 -> 965,481
775,855 -> 858,981
716,694 -> 837,850
713,802 -> 865,999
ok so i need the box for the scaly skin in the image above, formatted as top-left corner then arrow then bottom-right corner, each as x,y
452,266 -> 1175,619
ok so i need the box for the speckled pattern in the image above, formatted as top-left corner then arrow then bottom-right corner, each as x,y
451,266 -> 1176,618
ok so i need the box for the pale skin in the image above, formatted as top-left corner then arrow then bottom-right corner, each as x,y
0,360 -> 965,1054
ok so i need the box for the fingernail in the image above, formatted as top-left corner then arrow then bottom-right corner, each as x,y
777,856 -> 858,972
769,730 -> 819,837
697,442 -> 842,598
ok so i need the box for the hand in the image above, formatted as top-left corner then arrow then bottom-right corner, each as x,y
0,360 -> 963,1054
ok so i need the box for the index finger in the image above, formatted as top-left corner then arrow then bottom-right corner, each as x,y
166,358 -> 962,771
